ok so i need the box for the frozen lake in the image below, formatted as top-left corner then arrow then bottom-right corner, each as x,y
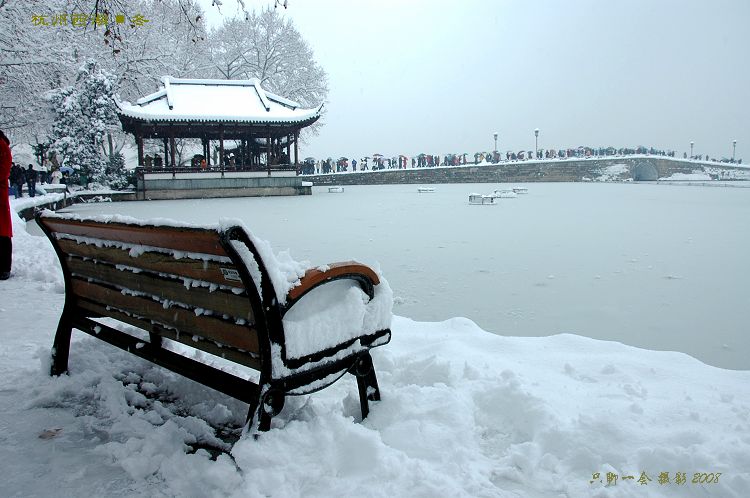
55,182 -> 750,370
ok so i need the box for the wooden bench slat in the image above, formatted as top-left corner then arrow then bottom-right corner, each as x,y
66,257 -> 254,323
41,218 -> 228,256
78,300 -> 262,371
71,279 -> 260,353
56,238 -> 245,290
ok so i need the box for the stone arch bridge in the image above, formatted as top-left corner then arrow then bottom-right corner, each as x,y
306,156 -> 746,186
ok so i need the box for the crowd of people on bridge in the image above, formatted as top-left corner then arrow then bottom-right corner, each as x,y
300,145 -> 742,175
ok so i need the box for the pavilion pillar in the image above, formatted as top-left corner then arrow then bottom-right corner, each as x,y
294,131 -> 299,167
169,135 -> 176,169
206,138 -> 211,166
219,128 -> 225,178
251,138 -> 257,169
286,134 -> 291,166
268,136 -> 272,176
136,134 -> 144,168
163,138 -> 168,171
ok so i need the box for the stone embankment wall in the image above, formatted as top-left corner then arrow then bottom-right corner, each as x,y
304,157 -> 745,186
137,176 -> 310,200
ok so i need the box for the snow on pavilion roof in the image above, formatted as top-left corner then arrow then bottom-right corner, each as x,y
117,76 -> 322,125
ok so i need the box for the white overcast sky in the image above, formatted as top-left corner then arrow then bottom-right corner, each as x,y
196,0 -> 749,161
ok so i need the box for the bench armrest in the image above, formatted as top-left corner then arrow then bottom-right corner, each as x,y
284,261 -> 380,311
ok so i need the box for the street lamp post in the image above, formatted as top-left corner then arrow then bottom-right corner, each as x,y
493,132 -> 498,154
690,141 -> 694,158
733,140 -> 737,161
534,128 -> 539,159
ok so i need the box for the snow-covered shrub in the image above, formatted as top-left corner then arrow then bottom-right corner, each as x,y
48,61 -> 119,188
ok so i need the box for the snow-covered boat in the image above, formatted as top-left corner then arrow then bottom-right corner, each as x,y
468,193 -> 497,205
492,189 -> 517,199
417,186 -> 436,193
512,186 -> 529,194
328,186 -> 344,193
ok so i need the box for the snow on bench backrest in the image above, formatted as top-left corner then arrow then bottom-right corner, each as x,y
38,213 -> 263,370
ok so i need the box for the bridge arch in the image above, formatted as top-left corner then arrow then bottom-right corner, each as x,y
632,162 -> 659,181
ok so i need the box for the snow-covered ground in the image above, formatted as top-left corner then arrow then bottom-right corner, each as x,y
2,200 -> 750,497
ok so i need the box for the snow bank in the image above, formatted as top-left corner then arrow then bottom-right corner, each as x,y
659,172 -> 713,181
596,163 -> 630,182
1,208 -> 749,497
230,318 -> 750,497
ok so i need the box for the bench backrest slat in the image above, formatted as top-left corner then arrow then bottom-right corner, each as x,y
66,256 -> 253,322
71,279 -> 261,353
42,218 -> 228,256
56,238 -> 244,290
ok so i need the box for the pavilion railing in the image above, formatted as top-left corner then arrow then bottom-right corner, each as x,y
136,164 -> 300,175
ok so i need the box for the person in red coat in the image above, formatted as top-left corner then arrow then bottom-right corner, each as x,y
0,129 -> 12,279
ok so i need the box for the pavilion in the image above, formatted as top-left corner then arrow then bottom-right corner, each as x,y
117,76 -> 322,171
116,77 -> 322,199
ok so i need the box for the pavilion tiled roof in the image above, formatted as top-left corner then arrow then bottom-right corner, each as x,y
117,76 -> 322,125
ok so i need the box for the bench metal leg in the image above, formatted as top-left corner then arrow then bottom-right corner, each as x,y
50,308 -> 74,376
247,387 -> 285,433
353,352 -> 380,420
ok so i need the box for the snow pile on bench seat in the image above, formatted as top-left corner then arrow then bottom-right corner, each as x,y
282,276 -> 393,359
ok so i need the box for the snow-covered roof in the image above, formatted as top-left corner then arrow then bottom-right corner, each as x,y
117,76 -> 322,125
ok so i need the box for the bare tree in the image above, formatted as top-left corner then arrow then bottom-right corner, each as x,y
207,7 -> 328,134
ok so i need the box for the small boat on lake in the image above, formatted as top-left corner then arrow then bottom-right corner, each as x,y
512,186 -> 529,194
328,186 -> 345,193
468,193 -> 498,205
417,186 -> 436,193
492,189 -> 517,199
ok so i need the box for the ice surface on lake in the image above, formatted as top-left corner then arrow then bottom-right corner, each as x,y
59,182 -> 750,369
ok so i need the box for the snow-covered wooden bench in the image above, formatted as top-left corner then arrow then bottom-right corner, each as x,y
36,212 -> 392,432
